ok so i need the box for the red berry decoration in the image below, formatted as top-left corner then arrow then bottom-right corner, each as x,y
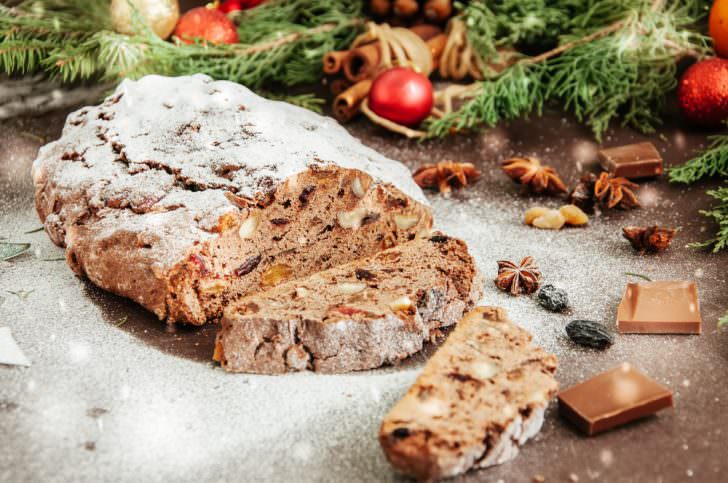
677,58 -> 728,127
368,67 -> 434,126
174,7 -> 239,45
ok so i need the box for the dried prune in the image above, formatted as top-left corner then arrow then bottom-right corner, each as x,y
566,320 -> 614,349
537,284 -> 569,312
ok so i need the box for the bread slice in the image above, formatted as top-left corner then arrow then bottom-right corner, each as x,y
32,74 -> 432,324
379,307 -> 558,481
214,234 -> 482,374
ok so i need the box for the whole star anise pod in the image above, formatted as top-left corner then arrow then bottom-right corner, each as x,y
594,172 -> 640,209
495,256 -> 542,296
501,157 -> 567,195
413,161 -> 481,193
567,172 -> 598,213
623,226 -> 677,253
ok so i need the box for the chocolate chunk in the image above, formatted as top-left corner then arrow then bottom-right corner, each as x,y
617,281 -> 702,334
270,218 -> 290,226
558,363 -> 673,435
598,142 -> 663,179
235,255 -> 262,277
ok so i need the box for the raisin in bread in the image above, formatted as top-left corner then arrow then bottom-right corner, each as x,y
380,307 -> 558,481
214,234 -> 482,374
32,74 -> 432,325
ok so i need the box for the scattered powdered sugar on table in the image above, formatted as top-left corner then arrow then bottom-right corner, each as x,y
2,105 -> 727,482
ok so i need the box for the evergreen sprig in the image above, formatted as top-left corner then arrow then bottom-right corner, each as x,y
0,0 -> 363,103
688,185 -> 728,253
428,0 -> 710,140
670,132 -> 728,184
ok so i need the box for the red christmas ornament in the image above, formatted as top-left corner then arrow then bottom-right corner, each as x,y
368,67 -> 434,126
218,0 -> 264,12
219,0 -> 245,14
677,58 -> 728,127
174,7 -> 239,45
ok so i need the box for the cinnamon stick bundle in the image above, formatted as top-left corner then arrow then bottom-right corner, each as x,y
323,50 -> 349,75
342,24 -> 442,82
333,79 -> 372,122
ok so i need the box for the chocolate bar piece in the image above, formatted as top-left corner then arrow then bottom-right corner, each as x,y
598,142 -> 663,179
617,281 -> 702,334
558,364 -> 673,435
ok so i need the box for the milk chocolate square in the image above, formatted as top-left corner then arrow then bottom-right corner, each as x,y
617,281 -> 701,334
598,142 -> 663,179
558,364 -> 673,436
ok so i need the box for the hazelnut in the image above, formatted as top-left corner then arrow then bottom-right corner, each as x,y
337,207 -> 367,230
394,213 -> 420,230
559,204 -> 589,226
238,214 -> 259,239
388,296 -> 414,312
336,281 -> 367,295
351,177 -> 367,198
532,209 -> 566,230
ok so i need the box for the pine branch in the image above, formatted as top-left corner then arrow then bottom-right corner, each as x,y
687,185 -> 728,252
0,0 -> 364,88
433,0 -> 710,139
425,64 -> 544,137
669,132 -> 728,184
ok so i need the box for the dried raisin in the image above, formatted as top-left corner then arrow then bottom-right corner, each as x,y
566,320 -> 614,349
537,284 -> 569,312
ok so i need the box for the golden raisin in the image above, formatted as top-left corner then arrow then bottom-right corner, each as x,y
532,210 -> 566,230
261,263 -> 293,287
559,204 -> 589,226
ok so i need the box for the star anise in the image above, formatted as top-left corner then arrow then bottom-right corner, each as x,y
494,256 -> 542,296
501,157 -> 568,195
412,161 -> 481,193
567,172 -> 598,213
623,226 -> 677,253
594,172 -> 640,209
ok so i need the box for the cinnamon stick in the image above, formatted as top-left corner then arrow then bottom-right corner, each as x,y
333,79 -> 372,122
322,50 -> 349,75
342,24 -> 442,82
329,78 -> 351,96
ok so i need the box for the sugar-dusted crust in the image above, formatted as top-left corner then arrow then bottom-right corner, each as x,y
32,74 -> 432,324
215,235 -> 483,374
379,307 -> 558,481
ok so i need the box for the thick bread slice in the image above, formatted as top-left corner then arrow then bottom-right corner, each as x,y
379,307 -> 558,481
215,234 -> 483,374
32,74 -> 431,324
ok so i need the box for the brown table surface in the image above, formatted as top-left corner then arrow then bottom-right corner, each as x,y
1,85 -> 727,482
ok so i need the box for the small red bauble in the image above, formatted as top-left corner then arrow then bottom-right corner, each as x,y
677,57 -> 728,127
174,7 -> 239,45
368,67 -> 434,126
219,0 -> 245,14
219,0 -> 264,12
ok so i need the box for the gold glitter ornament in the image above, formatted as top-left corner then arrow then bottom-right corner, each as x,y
111,0 -> 180,40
